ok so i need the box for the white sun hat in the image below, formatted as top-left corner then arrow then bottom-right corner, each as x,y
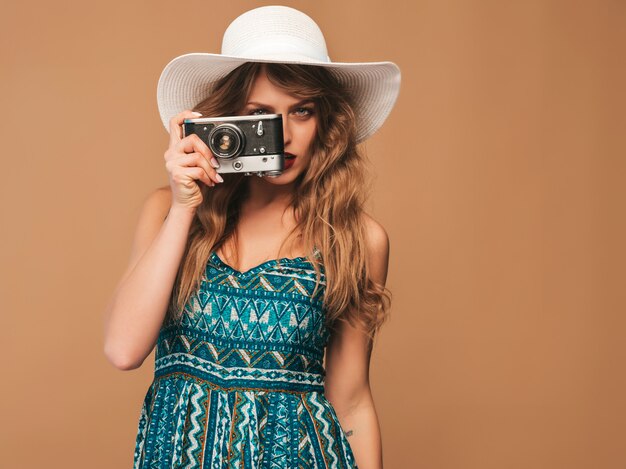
157,5 -> 401,144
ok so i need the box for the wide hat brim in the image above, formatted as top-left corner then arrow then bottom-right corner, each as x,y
157,52 -> 401,144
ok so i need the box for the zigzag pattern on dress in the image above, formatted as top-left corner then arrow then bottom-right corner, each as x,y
177,286 -> 329,352
134,376 -> 357,468
160,332 -> 319,372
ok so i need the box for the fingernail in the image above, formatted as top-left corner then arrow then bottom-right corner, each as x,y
191,111 -> 202,117
210,157 -> 220,169
216,174 -> 224,183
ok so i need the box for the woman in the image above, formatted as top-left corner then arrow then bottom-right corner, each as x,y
103,6 -> 400,468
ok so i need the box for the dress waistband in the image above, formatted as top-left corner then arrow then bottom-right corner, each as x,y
154,352 -> 325,394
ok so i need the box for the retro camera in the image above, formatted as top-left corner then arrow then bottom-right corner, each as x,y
183,114 -> 284,177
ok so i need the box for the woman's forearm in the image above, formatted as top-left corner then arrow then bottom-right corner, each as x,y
334,393 -> 383,469
103,205 -> 196,369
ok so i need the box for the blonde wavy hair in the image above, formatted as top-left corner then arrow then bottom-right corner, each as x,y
166,62 -> 391,340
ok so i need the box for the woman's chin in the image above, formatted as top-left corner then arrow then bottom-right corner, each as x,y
261,165 -> 302,185
262,172 -> 298,185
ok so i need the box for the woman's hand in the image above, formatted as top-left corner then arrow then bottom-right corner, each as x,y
164,110 -> 223,212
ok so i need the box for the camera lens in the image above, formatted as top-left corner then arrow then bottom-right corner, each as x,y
208,124 -> 244,158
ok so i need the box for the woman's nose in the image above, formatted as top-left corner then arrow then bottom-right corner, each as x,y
282,114 -> 292,146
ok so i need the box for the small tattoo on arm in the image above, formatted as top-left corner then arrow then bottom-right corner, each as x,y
345,429 -> 353,437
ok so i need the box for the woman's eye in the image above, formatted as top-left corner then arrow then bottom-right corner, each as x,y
250,108 -> 268,115
293,107 -> 313,117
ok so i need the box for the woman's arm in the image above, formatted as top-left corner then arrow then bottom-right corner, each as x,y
324,214 -> 390,469
103,186 -> 194,370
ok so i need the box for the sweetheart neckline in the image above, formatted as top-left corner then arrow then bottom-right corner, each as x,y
209,251 -> 311,276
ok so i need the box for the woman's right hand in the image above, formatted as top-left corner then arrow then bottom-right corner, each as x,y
164,110 -> 223,212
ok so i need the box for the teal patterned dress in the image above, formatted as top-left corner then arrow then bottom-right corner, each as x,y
132,250 -> 358,468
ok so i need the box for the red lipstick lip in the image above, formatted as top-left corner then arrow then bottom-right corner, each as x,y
284,152 -> 296,159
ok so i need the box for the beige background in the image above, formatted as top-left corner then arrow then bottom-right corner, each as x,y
1,1 -> 624,468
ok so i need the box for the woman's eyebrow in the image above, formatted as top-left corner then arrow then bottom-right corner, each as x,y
244,99 -> 315,109
291,99 -> 315,108
245,101 -> 274,110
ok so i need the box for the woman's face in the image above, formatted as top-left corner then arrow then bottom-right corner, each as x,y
239,70 -> 318,185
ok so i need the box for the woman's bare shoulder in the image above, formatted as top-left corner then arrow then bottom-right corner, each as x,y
361,212 -> 390,285
361,212 -> 389,253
